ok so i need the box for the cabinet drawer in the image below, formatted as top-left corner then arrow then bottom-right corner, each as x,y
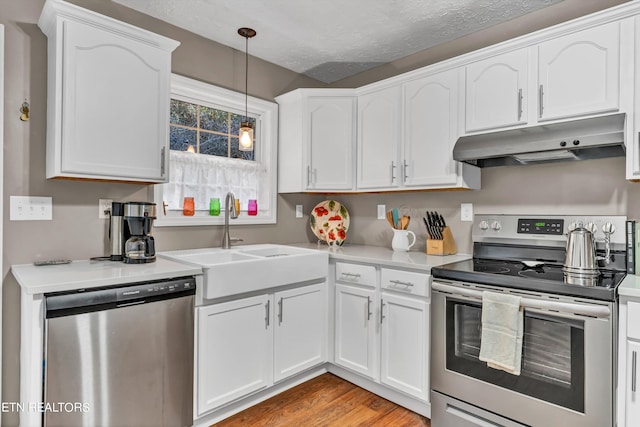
335,262 -> 376,287
381,268 -> 430,297
628,301 -> 640,340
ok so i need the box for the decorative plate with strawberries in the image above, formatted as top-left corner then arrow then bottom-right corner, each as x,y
310,200 -> 350,244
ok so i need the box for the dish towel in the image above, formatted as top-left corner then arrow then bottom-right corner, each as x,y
478,291 -> 524,375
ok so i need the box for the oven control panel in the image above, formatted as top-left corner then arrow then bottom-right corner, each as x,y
517,219 -> 564,235
473,215 -> 627,247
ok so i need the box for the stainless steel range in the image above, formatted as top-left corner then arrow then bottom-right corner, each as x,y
430,214 -> 627,427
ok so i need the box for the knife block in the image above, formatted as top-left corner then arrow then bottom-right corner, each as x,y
426,226 -> 458,255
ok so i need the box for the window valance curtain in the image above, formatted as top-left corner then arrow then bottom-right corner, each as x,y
162,150 -> 268,212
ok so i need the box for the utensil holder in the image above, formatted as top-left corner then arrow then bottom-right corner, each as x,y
426,226 -> 458,255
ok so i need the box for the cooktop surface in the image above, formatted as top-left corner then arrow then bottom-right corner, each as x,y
431,258 -> 626,301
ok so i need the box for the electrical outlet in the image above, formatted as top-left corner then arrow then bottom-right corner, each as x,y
377,204 -> 386,220
99,199 -> 113,219
295,205 -> 303,218
461,203 -> 474,222
10,196 -> 53,221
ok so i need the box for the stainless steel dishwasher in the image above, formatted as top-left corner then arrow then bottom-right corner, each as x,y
43,276 -> 196,427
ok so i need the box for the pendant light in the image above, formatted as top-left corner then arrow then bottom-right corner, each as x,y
238,27 -> 256,151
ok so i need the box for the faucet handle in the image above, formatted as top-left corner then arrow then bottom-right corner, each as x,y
230,237 -> 244,243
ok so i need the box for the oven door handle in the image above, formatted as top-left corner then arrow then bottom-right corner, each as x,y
432,281 -> 610,318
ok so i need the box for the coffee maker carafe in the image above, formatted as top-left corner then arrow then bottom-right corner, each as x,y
122,202 -> 156,264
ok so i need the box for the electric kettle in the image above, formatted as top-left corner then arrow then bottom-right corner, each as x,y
563,225 -> 598,276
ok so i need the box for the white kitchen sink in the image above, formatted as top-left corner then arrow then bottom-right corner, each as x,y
158,244 -> 328,299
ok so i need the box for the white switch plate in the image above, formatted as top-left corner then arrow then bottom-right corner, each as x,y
99,199 -> 113,219
377,204 -> 386,220
461,203 -> 474,222
295,205 -> 303,218
10,196 -> 53,221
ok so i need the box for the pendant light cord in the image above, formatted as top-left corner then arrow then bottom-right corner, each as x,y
244,34 -> 248,121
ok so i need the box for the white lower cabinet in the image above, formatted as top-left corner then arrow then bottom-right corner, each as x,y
274,284 -> 328,382
625,340 -> 640,425
196,283 -> 326,416
620,299 -> 640,426
380,291 -> 429,401
333,262 -> 430,404
334,283 -> 378,379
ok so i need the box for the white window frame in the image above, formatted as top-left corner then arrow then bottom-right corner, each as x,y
152,73 -> 278,226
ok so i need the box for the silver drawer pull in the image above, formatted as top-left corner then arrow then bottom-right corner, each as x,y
390,279 -> 414,287
341,272 -> 361,279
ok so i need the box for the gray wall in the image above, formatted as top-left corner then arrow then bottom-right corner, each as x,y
1,0 -> 636,425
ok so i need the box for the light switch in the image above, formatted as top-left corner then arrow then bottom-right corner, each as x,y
461,203 -> 473,222
377,205 -> 386,220
296,205 -> 304,218
10,196 -> 53,221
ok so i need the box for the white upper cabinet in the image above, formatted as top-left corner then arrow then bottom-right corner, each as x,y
357,86 -> 402,189
355,69 -> 479,192
38,0 -> 179,183
276,89 -> 356,193
465,49 -> 529,132
538,21 -> 620,122
307,96 -> 356,191
403,69 -> 464,188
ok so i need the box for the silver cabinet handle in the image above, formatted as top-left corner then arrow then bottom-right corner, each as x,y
341,272 -> 361,279
391,161 -> 396,182
278,297 -> 283,325
265,300 -> 270,328
380,299 -> 386,324
306,165 -> 312,187
390,279 -> 414,287
633,350 -> 637,392
539,84 -> 544,117
403,160 -> 409,182
517,88 -> 523,121
160,146 -> 166,177
366,297 -> 372,321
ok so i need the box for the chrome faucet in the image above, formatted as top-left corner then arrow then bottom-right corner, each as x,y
221,192 -> 240,249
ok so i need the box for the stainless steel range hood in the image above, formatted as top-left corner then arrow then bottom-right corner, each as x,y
453,113 -> 626,168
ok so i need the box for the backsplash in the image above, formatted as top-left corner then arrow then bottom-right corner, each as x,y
317,156 -> 635,255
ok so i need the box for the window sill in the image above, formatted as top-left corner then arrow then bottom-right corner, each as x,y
154,211 -> 276,227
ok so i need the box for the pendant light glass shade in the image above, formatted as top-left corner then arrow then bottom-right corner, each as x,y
239,122 -> 254,151
238,27 -> 256,152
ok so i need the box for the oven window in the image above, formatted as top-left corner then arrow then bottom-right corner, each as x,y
447,299 -> 585,412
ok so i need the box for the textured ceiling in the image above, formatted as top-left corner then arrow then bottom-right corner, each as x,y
112,0 -> 564,83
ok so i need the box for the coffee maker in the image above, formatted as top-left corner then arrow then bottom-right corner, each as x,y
111,202 -> 157,264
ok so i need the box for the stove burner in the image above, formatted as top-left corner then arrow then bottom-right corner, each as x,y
518,267 -> 565,282
475,264 -> 510,274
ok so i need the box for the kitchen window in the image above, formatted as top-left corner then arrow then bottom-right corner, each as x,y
153,74 -> 278,226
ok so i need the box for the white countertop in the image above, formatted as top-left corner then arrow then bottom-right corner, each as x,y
289,243 -> 471,271
11,258 -> 203,295
618,274 -> 640,299
11,243 -> 469,295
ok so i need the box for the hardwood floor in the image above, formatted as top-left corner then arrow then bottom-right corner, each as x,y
212,373 -> 431,427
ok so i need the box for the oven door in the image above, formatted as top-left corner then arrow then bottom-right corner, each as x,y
431,280 -> 615,427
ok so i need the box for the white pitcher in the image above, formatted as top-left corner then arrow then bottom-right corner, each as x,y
391,229 -> 416,252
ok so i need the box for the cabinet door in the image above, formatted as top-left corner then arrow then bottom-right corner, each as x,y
380,292 -> 429,401
403,69 -> 460,187
59,19 -> 170,181
465,49 -> 528,132
274,283 -> 327,382
538,21 -> 620,121
626,340 -> 640,426
306,96 -> 355,191
334,283 -> 378,379
196,295 -> 272,415
357,86 -> 401,189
